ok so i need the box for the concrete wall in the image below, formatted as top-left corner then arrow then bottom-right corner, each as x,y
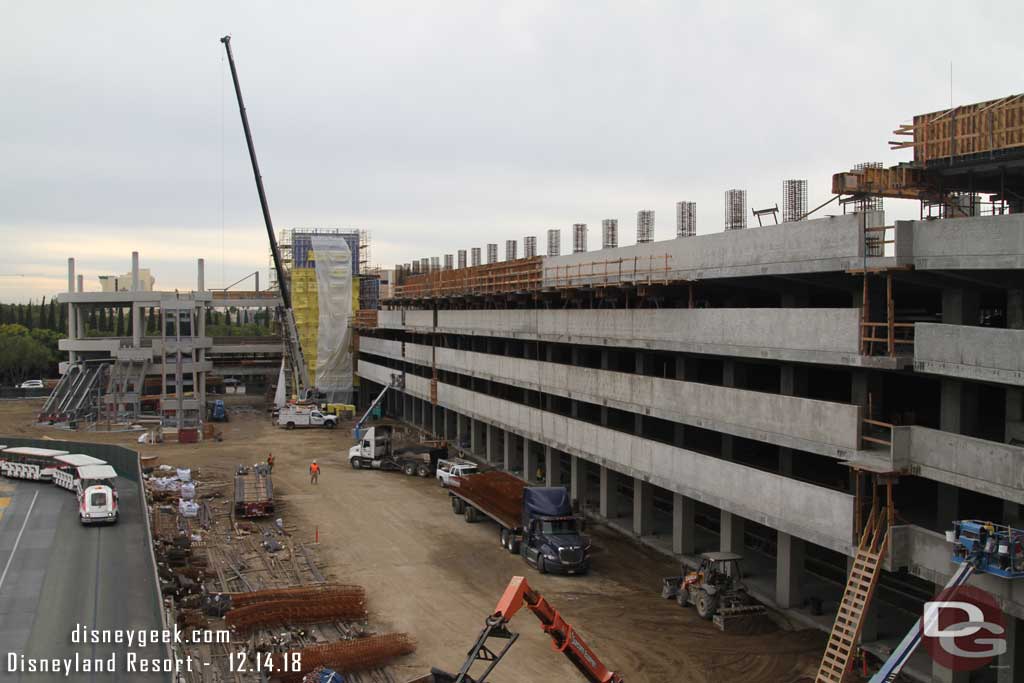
359,359 -> 855,553
404,308 -> 865,365
891,426 -> 1024,503
912,214 -> 1024,270
914,323 -> 1024,386
889,524 -> 1024,619
542,213 -> 867,283
360,337 -> 863,456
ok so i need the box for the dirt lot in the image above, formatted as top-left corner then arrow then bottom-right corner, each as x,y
0,398 -> 825,682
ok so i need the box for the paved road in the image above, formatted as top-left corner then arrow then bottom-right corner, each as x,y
0,476 -> 171,682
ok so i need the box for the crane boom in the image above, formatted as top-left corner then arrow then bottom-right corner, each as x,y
220,35 -> 309,395
446,576 -> 624,683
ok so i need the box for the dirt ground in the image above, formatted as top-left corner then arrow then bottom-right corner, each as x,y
0,397 -> 826,682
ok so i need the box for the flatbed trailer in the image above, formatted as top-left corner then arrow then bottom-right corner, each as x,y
234,464 -> 275,518
448,470 -> 591,574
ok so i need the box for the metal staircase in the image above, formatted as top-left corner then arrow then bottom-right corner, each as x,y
38,361 -> 109,424
816,497 -> 890,682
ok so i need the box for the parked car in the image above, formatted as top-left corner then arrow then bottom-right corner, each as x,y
18,379 -> 44,389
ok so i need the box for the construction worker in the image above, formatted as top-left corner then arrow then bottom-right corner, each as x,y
309,459 -> 320,485
267,453 -> 274,473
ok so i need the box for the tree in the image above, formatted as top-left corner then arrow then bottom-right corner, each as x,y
147,307 -> 158,334
115,307 -> 124,337
58,300 -> 66,333
88,308 -> 98,334
16,304 -> 24,326
98,307 -> 107,333
25,300 -> 34,329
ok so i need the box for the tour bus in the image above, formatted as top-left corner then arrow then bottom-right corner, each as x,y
76,464 -> 119,525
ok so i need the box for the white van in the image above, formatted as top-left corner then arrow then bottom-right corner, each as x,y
76,465 -> 119,525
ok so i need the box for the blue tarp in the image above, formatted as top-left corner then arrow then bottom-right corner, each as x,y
521,487 -> 572,526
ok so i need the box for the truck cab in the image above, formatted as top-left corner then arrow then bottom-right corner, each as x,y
348,426 -> 393,468
520,489 -> 590,575
436,458 -> 477,487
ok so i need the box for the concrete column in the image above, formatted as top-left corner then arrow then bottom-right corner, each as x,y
779,448 -> 794,476
673,493 -> 696,555
486,424 -> 498,464
942,287 -> 980,326
997,615 -> 1022,683
775,532 -> 805,609
932,657 -> 969,682
721,435 -> 734,461
599,466 -> 614,518
633,479 -> 654,536
545,446 -> 562,487
503,431 -> 512,472
76,274 -> 85,340
936,483 -> 959,532
524,440 -> 539,483
66,258 -> 78,363
196,257 -> 204,292
720,510 -> 744,553
570,456 -> 585,509
1008,387 -> 1024,444
941,378 -> 976,436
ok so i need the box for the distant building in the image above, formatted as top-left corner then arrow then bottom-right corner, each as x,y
98,269 -> 155,292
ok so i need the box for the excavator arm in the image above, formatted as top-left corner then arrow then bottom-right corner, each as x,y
443,576 -> 623,683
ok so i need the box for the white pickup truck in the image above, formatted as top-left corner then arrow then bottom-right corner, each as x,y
278,405 -> 338,429
436,458 -> 478,487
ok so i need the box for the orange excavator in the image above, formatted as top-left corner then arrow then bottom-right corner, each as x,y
412,576 -> 624,683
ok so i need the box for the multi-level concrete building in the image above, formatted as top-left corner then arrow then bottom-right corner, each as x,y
359,211 -> 1024,681
51,252 -> 283,429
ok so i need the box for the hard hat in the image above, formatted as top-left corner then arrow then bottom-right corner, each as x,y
313,460 -> 317,464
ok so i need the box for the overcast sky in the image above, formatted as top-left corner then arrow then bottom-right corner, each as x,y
1,1 -> 1019,302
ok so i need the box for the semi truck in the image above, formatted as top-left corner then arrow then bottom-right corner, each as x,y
278,404 -> 339,429
448,470 -> 591,575
348,426 -> 447,477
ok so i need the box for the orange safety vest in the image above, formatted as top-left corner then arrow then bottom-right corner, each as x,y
310,463 -> 319,474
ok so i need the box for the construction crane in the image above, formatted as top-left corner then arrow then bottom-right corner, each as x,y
220,35 -> 311,399
417,575 -> 624,683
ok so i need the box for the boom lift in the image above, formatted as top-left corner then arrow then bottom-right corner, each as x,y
421,575 -> 623,683
867,520 -> 1024,683
220,35 -> 311,399
353,372 -> 404,439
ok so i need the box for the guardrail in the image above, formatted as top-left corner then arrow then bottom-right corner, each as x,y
544,254 -> 673,288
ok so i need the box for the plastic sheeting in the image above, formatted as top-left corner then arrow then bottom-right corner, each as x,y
310,235 -> 353,404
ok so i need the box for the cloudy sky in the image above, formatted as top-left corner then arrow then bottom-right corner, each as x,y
1,1 -> 1018,302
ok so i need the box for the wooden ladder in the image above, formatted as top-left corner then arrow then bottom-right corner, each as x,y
816,507 -> 889,682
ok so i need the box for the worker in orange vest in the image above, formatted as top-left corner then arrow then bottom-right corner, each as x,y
309,460 -> 320,485
267,453 -> 274,473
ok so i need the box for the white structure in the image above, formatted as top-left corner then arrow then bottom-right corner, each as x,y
99,269 -> 155,292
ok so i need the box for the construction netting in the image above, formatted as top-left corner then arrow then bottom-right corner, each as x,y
310,235 -> 353,403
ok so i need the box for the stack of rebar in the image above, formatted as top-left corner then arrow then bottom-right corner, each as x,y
226,592 -> 368,633
451,470 -> 525,528
275,634 -> 416,683
229,583 -> 364,609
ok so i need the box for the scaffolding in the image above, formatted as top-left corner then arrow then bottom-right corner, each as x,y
724,189 -> 747,230
782,179 -> 807,223
523,236 -> 537,258
547,229 -> 561,256
602,219 -> 618,249
573,224 -> 588,253
891,93 -> 1024,165
636,210 -> 654,243
676,201 -> 696,237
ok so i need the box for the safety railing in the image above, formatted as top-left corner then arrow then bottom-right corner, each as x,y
860,321 -> 914,356
543,254 -> 673,288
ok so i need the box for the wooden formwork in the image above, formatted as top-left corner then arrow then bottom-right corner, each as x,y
393,257 -> 542,299
544,254 -> 673,288
891,93 -> 1024,164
